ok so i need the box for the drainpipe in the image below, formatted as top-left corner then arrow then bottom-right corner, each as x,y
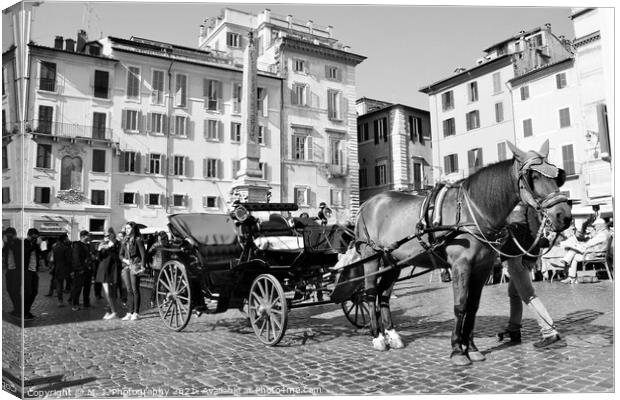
504,80 -> 518,144
166,58 -> 174,213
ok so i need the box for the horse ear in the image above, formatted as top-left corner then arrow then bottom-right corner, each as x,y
506,140 -> 526,162
538,139 -> 550,158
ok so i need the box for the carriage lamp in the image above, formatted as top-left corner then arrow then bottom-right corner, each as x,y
232,205 -> 249,222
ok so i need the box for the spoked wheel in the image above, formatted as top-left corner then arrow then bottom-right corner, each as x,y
248,274 -> 288,346
156,260 -> 192,332
342,288 -> 370,328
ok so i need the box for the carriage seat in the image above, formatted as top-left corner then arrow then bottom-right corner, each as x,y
254,236 -> 304,252
259,214 -> 294,236
196,241 -> 242,269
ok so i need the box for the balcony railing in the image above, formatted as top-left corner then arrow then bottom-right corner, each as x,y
38,78 -> 56,92
328,163 -> 348,177
29,120 -> 112,141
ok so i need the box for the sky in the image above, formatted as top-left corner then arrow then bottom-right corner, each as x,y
1,1 -> 576,109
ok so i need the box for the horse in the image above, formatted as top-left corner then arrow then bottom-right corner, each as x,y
353,140 -> 572,365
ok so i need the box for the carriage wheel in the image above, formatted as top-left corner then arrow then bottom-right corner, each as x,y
248,274 -> 288,346
341,289 -> 370,329
156,260 -> 192,332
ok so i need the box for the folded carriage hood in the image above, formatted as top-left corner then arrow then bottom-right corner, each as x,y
168,213 -> 238,246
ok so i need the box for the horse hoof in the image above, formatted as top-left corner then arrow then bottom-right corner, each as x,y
450,354 -> 472,366
372,334 -> 388,351
468,351 -> 486,362
384,329 -> 404,349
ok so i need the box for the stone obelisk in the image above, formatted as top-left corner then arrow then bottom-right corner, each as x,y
230,31 -> 271,203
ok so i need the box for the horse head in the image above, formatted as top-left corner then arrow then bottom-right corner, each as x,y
507,140 -> 572,232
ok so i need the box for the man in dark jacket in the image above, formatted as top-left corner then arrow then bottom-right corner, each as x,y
51,234 -> 72,307
23,228 -> 41,320
71,230 -> 94,311
2,227 -> 22,318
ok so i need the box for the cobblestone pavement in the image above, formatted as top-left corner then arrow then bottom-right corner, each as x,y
2,269 -> 614,397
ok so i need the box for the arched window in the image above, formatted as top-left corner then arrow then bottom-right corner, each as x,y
60,156 -> 82,190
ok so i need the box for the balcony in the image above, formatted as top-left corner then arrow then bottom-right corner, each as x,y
38,78 -> 56,92
327,163 -> 347,178
29,120 -> 114,143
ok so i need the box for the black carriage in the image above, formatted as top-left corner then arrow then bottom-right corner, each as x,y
154,202 -> 356,345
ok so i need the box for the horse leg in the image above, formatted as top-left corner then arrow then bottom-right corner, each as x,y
463,262 -> 494,362
362,251 -> 386,351
378,264 -> 404,349
450,259 -> 472,366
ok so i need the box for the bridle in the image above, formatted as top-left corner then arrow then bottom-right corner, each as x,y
514,156 -> 569,219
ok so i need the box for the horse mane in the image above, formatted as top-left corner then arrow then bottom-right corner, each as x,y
460,158 -> 518,225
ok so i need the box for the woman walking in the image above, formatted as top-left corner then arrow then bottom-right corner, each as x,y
120,222 -> 146,321
97,228 -> 120,320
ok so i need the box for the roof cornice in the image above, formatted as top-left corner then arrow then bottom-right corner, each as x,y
111,46 -> 281,80
508,57 -> 574,87
420,54 -> 512,95
279,37 -> 366,66
573,30 -> 601,48
570,8 -> 595,20
28,43 -> 119,62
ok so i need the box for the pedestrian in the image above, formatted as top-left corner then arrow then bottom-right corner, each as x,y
496,202 -> 564,348
147,231 -> 169,308
2,227 -> 22,318
23,228 -> 42,320
96,227 -> 120,320
116,229 -> 128,308
317,202 -> 329,225
120,222 -> 146,321
50,233 -> 72,307
71,230 -> 95,311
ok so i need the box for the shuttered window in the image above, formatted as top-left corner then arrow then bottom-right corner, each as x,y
466,110 -> 480,131
495,102 -> 504,123
523,118 -> 533,137
559,108 -> 571,128
36,144 -> 52,169
520,86 -> 529,100
443,118 -> 455,137
444,154 -> 458,174
497,142 -> 507,161
151,70 -> 165,104
467,148 -> 483,174
562,144 -> 575,175
94,70 -> 109,98
126,66 -> 140,99
468,81 -> 478,102
34,187 -> 51,204
92,149 -> 106,173
441,91 -> 454,111
492,72 -> 501,94
556,73 -> 567,89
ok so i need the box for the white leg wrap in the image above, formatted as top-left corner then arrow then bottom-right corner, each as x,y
372,333 -> 388,351
384,329 -> 404,349
527,296 -> 557,336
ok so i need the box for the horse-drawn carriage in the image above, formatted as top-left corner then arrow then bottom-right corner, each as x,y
154,202 -> 358,345
155,141 -> 573,365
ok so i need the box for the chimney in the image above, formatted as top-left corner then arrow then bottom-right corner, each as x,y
65,38 -> 75,52
77,29 -> 88,52
307,20 -> 314,34
199,24 -> 206,37
326,25 -> 333,38
264,8 -> 271,22
454,67 -> 466,74
287,15 -> 293,29
54,36 -> 64,49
